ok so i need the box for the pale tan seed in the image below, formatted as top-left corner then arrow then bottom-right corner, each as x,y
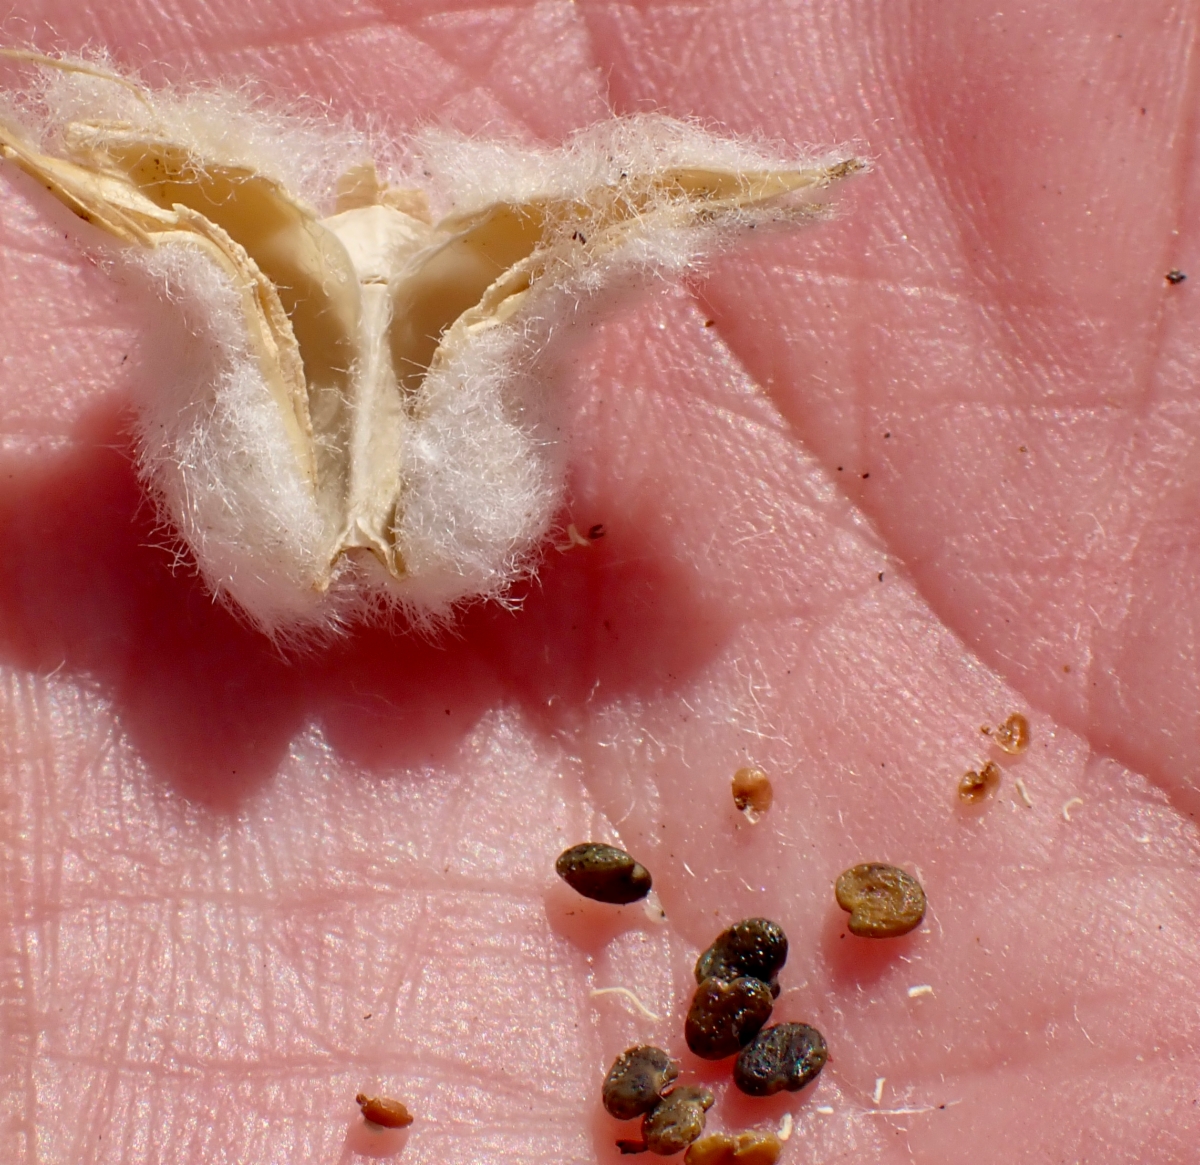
731,768 -> 773,822
835,863 -> 926,938
356,1093 -> 414,1128
994,712 -> 1030,755
958,760 -> 1000,803
686,1131 -> 783,1165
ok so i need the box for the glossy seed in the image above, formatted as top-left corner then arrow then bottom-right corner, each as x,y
603,1045 -> 680,1120
958,760 -> 1000,803
355,1093 -> 414,1128
555,842 -> 653,904
732,1023 -> 828,1097
694,918 -> 787,995
994,712 -> 1030,755
685,976 -> 774,1059
643,1085 -> 714,1155
685,1130 -> 783,1165
835,863 -> 926,938
731,767 -> 773,822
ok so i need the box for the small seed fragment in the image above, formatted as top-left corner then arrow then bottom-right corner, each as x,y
694,918 -> 787,997
685,1130 -> 783,1165
603,1045 -> 680,1120
643,1085 -> 714,1155
731,767 -> 773,822
835,863 -> 926,938
958,760 -> 1000,803
732,1023 -> 828,1097
994,712 -> 1030,755
355,1093 -> 414,1128
555,842 -> 652,904
686,976 -> 774,1059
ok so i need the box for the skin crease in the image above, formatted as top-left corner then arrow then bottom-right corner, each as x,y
0,0 -> 1199,1162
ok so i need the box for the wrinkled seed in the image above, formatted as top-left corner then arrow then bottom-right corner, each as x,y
694,918 -> 787,993
686,976 -> 774,1059
603,1045 -> 680,1120
355,1093 -> 414,1129
994,712 -> 1030,755
643,1085 -> 714,1155
685,1130 -> 783,1165
958,760 -> 1000,803
731,768 -> 773,822
732,1023 -> 828,1097
835,863 -> 926,938
555,842 -> 652,904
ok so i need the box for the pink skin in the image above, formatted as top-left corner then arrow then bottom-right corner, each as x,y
0,2 -> 1197,1163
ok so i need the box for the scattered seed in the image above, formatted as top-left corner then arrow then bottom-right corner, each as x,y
643,1085 -> 714,1155
731,767 -> 773,822
555,842 -> 652,904
685,1130 -> 782,1165
618,1138 -> 649,1155
686,976 -> 775,1059
993,712 -> 1030,754
603,1046 -> 680,1120
732,1022 -> 828,1097
694,918 -> 788,994
355,1093 -> 414,1129
834,863 -> 926,938
958,760 -> 1000,803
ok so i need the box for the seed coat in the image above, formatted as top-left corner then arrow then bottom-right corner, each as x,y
731,768 -> 773,822
685,1130 -> 783,1165
603,1045 -> 680,1120
685,976 -> 774,1059
732,1023 -> 828,1097
355,1093 -> 414,1128
994,712 -> 1030,755
958,760 -> 1000,803
835,863 -> 926,938
643,1085 -> 714,1155
694,918 -> 787,994
555,842 -> 652,904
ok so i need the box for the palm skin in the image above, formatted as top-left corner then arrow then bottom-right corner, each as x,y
1,2 -> 1198,1163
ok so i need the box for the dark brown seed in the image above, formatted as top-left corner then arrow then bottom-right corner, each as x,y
994,712 -> 1030,755
731,767 -> 773,822
958,760 -> 1000,803
732,1023 -> 828,1097
618,1140 -> 649,1155
685,976 -> 774,1059
355,1093 -> 414,1128
602,1045 -> 680,1120
643,1085 -> 714,1155
685,1130 -> 783,1165
694,918 -> 787,994
555,842 -> 652,904
835,863 -> 926,938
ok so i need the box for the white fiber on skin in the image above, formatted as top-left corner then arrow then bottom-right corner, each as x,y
0,58 -> 862,640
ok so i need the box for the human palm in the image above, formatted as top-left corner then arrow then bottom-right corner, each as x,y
1,3 -> 1197,1163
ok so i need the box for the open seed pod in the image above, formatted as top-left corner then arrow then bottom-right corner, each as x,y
0,53 -> 865,639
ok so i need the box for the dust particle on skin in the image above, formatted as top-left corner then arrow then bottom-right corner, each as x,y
1166,268 -> 1187,284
